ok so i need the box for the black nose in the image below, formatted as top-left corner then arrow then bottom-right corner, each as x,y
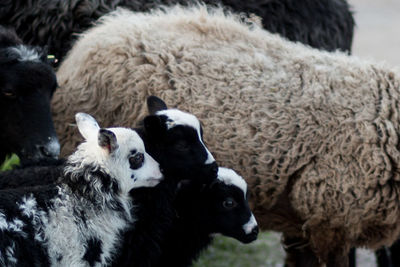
209,162 -> 218,177
251,226 -> 259,236
160,167 -> 165,174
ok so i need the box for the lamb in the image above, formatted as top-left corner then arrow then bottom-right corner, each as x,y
138,95 -> 218,181
111,97 -> 256,267
0,0 -> 354,65
152,167 -> 258,267
52,6 -> 400,266
0,25 -> 60,164
0,112 -> 163,266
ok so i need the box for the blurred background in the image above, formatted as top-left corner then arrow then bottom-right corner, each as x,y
350,0 -> 400,67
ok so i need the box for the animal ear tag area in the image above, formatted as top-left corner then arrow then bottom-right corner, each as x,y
147,96 -> 168,115
75,112 -> 100,140
47,54 -> 58,65
98,128 -> 118,154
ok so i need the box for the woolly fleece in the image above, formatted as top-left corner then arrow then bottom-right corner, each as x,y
53,6 -> 400,261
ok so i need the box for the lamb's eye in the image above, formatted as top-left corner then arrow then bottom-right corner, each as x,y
222,198 -> 237,209
2,91 -> 16,98
129,153 -> 144,170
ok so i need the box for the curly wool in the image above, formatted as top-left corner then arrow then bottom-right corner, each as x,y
0,0 -> 354,63
53,6 -> 400,261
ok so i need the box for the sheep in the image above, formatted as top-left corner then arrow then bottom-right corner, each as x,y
138,95 -> 218,181
52,6 -> 400,266
0,112 -> 163,266
109,95 -> 222,267
0,25 -> 60,164
152,167 -> 258,267
0,0 -> 354,65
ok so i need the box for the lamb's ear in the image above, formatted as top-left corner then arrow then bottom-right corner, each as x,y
98,128 -> 118,154
144,115 -> 167,137
147,96 -> 168,115
75,112 -> 100,140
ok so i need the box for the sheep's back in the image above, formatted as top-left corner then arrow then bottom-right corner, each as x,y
53,7 -> 400,242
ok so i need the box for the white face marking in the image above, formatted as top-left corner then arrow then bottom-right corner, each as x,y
107,127 -> 163,189
217,167 -> 247,197
73,113 -> 163,191
39,137 -> 60,158
242,214 -> 258,234
9,45 -> 41,62
157,109 -> 215,164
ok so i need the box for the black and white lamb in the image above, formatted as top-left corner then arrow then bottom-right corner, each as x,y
111,96 -> 257,267
0,112 -> 163,266
0,25 -> 60,164
0,0 -> 354,65
153,167 -> 258,267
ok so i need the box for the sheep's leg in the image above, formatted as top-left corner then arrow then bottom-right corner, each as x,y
376,246 -> 392,267
389,240 -> 400,266
348,247 -> 356,267
282,235 -> 321,267
326,249 -> 349,267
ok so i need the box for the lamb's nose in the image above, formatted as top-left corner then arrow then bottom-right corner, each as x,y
251,226 -> 259,236
208,162 -> 218,177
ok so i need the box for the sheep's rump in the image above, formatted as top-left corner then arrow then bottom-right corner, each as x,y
54,6 -> 400,250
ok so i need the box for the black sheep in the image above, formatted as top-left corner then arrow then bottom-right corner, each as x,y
0,25 -> 60,164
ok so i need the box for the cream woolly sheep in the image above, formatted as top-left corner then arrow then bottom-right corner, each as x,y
53,6 -> 400,266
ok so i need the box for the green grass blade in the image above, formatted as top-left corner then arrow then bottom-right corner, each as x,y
0,154 -> 20,171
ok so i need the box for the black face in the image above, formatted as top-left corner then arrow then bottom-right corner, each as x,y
178,180 -> 258,244
141,96 -> 218,183
0,47 -> 60,164
207,182 -> 258,243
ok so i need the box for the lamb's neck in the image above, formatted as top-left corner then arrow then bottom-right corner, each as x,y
63,164 -> 131,219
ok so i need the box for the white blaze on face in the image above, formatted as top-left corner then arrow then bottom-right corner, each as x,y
217,167 -> 258,234
157,109 -> 216,164
131,152 -> 163,188
242,214 -> 258,234
74,113 -> 163,191
10,45 -> 41,62
103,127 -> 163,190
217,167 -> 247,197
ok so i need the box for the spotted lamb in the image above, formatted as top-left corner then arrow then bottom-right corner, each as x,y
0,112 -> 163,266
